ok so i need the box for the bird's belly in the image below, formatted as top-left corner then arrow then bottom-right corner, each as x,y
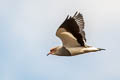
67,47 -> 85,56
67,47 -> 98,56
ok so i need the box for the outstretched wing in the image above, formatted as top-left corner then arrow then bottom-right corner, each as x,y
73,12 -> 86,41
56,12 -> 86,47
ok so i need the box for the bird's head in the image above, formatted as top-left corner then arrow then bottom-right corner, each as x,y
47,47 -> 58,56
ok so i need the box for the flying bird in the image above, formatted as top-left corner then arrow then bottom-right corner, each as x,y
47,12 -> 105,56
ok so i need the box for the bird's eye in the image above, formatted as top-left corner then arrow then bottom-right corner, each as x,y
50,49 -> 53,52
50,49 -> 55,52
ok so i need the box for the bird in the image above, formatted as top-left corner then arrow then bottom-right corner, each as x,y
47,11 -> 105,56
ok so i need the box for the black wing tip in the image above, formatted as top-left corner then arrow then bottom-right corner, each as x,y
65,11 -> 83,20
73,11 -> 78,17
65,15 -> 69,20
73,11 -> 83,17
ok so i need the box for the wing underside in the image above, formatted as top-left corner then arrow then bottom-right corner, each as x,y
56,28 -> 80,47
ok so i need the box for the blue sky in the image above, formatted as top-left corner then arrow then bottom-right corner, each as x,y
0,0 -> 120,80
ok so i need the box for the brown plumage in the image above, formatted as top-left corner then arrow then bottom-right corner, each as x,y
57,12 -> 86,46
47,12 -> 105,56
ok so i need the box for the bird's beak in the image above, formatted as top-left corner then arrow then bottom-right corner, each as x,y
47,52 -> 52,56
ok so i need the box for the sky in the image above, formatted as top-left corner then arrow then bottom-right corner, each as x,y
0,0 -> 120,80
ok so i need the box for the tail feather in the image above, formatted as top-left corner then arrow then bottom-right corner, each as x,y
98,48 -> 106,51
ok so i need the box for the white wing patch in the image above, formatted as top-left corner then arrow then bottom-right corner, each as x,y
56,28 -> 80,48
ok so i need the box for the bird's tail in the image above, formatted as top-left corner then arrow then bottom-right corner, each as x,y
98,48 -> 106,51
